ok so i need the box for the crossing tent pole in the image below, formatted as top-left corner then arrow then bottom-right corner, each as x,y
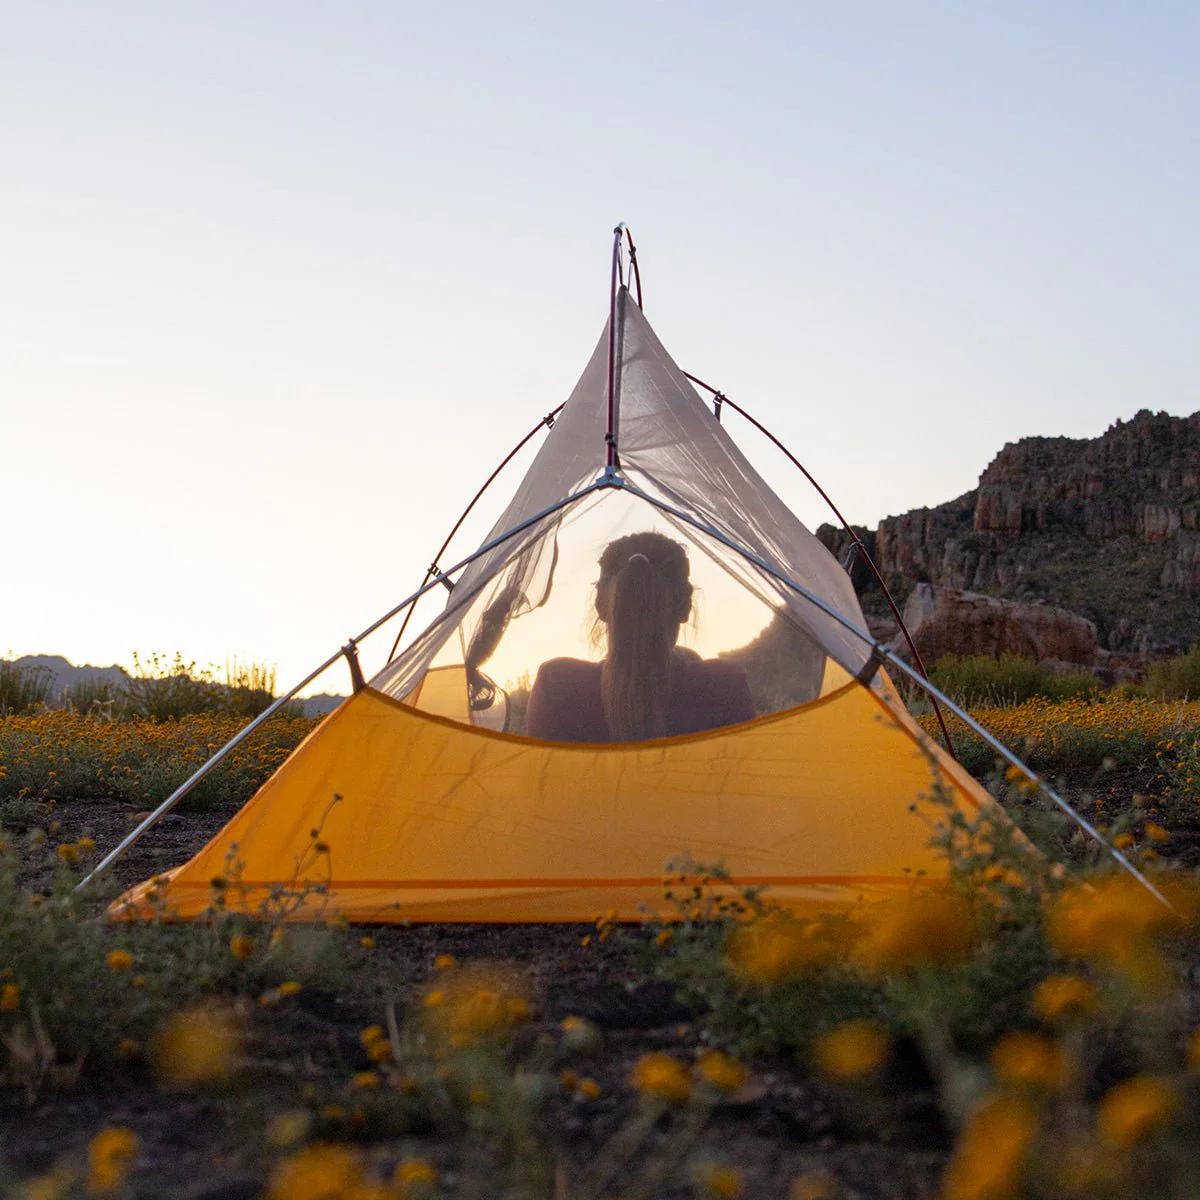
386,403 -> 566,664
75,479 -> 613,894
618,479 -> 1170,908
682,370 -> 958,761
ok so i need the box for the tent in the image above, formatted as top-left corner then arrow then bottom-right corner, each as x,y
97,228 -> 1145,923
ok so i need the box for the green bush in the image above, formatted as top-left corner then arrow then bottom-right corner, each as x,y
1144,645 -> 1200,700
0,661 -> 53,715
929,653 -> 1100,708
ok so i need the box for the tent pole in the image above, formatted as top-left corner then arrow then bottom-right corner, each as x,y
386,403 -> 565,664
75,480 -> 611,894
621,481 -> 1169,908
682,369 -> 957,760
605,224 -> 625,471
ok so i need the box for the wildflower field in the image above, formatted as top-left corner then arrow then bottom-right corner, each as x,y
3,695 -> 1200,1198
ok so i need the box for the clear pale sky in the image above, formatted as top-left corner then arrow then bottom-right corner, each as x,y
4,2 -> 1197,694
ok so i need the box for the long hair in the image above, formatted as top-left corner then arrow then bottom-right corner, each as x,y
596,532 -> 692,741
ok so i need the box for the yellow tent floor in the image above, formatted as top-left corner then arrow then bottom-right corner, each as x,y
115,679 -> 995,923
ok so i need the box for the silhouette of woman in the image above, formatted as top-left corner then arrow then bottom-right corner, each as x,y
524,532 -> 755,742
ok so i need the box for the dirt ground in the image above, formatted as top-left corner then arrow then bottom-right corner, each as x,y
1,796 -> 952,1199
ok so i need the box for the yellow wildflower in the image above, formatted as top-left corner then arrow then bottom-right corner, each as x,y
704,1165 -> 744,1199
1145,822 -> 1170,843
77,837 -> 96,853
857,891 -> 972,971
1113,833 -> 1135,850
1188,1027 -> 1200,1071
230,934 -> 255,961
394,1157 -> 438,1196
353,1071 -> 380,1089
697,1050 -> 748,1093
990,1032 -> 1068,1091
725,911 -> 829,984
152,1005 -> 241,1085
632,1052 -> 692,1104
790,1172 -> 839,1200
813,1020 -> 889,1081
433,954 -> 456,970
1032,973 -> 1098,1023
266,1111 -> 312,1148
940,1094 -> 1036,1200
367,1040 -> 392,1064
267,1143 -> 361,1200
56,843 -> 79,865
1,982 -> 20,1010
86,1126 -> 139,1196
106,949 -> 133,973
359,1025 -> 384,1047
278,981 -> 302,997
359,936 -> 375,950
1097,1075 -> 1176,1147
578,1077 -> 601,1100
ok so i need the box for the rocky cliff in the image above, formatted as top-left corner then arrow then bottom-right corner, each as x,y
818,410 -> 1200,658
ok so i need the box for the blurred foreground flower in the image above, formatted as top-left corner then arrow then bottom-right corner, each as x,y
633,1052 -> 692,1104
856,891 -> 971,972
1096,1075 -> 1177,1148
1031,973 -> 1098,1024
697,1050 -> 748,1093
989,1032 -> 1068,1092
1047,877 -> 1193,991
813,1020 -> 889,1081
394,1157 -> 438,1197
703,1164 -> 744,1198
940,1094 -> 1036,1200
152,1005 -> 242,1085
724,911 -> 829,985
420,964 -> 530,1046
87,1127 -> 139,1196
268,1143 -> 361,1200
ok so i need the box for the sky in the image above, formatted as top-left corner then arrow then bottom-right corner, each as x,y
3,2 -> 1198,694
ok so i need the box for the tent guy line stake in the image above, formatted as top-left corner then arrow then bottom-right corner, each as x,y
681,369 -> 957,762
620,481 -> 1170,908
74,479 -> 611,894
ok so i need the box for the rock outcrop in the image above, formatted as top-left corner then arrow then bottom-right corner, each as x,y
817,410 -> 1200,659
898,585 -> 1099,666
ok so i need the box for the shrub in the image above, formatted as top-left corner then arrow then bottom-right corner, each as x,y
929,653 -> 1100,709
119,652 -> 222,721
0,660 -> 53,715
1144,645 -> 1200,700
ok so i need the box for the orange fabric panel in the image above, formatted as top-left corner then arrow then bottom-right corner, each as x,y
116,682 -> 995,924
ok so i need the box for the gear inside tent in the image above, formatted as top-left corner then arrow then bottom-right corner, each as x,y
108,228 -> 1016,923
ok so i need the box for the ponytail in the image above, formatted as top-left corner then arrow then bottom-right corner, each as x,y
597,535 -> 692,741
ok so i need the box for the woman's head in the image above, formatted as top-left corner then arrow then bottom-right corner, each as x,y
595,532 -> 693,741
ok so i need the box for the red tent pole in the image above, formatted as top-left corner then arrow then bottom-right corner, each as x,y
683,370 -> 957,760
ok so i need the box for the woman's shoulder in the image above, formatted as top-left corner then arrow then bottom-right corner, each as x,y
533,658 -> 602,688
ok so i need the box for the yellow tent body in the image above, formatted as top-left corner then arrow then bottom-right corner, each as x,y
117,670 -> 997,923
